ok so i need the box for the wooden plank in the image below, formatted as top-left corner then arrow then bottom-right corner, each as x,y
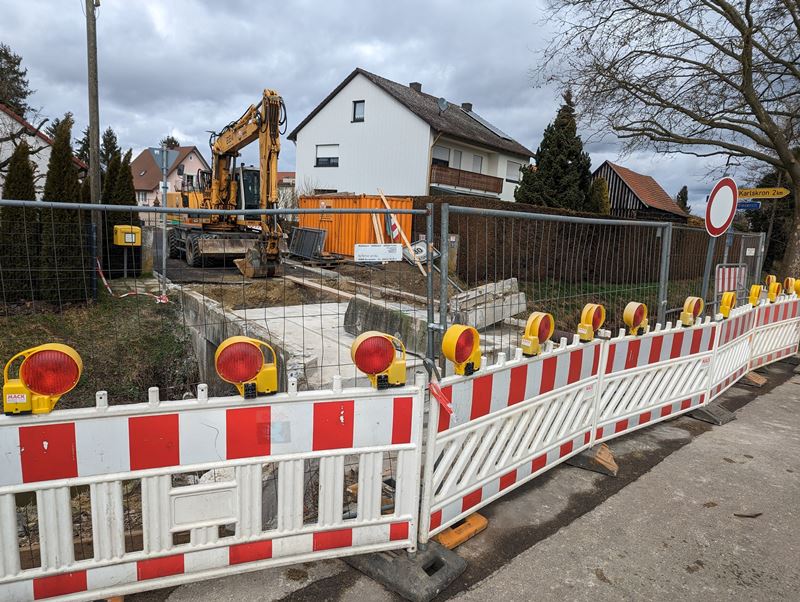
371,212 -> 384,243
284,275 -> 355,300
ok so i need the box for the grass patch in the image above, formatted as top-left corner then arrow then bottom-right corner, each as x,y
0,291 -> 198,409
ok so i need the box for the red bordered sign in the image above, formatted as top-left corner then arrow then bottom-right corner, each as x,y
705,177 -> 738,237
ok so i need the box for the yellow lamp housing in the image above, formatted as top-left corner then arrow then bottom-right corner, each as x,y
795,279 -> 800,296
765,274 -> 776,288
442,325 -> 481,376
577,303 -> 606,342
214,336 -> 277,398
767,282 -> 782,303
350,331 -> 406,389
679,297 -> 704,327
521,312 -> 555,357
748,285 -> 763,307
784,277 -> 796,295
719,291 -> 737,318
3,343 -> 83,415
623,302 -> 648,335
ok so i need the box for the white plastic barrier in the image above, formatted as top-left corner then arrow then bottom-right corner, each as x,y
749,295 -> 800,370
0,377 -> 424,602
708,304 -> 756,401
419,339 -> 602,542
593,318 -> 716,443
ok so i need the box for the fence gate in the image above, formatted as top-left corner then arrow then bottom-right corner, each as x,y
0,378 -> 425,602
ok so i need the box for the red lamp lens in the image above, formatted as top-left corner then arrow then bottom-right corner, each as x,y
354,336 -> 395,375
592,307 -> 603,330
21,350 -> 80,396
454,329 -> 475,364
216,342 -> 263,383
633,305 -> 645,326
692,300 -> 701,318
537,315 -> 552,342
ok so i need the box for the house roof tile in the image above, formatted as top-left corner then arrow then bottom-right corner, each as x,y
604,161 -> 687,217
287,68 -> 534,158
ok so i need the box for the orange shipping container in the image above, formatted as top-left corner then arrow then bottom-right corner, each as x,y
297,195 -> 414,257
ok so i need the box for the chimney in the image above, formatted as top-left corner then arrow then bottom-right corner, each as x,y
409,82 -> 422,92
461,102 -> 473,112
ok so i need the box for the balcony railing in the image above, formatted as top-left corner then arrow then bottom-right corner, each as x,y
430,164 -> 504,194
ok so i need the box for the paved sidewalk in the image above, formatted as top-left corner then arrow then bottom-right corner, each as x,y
456,375 -> 800,601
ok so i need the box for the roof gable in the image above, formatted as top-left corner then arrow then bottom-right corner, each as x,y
288,68 -> 534,158
131,145 -> 209,191
600,161 -> 687,217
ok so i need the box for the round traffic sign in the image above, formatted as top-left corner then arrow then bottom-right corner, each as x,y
705,177 -> 738,237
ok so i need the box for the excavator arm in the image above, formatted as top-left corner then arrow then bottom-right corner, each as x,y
206,89 -> 285,277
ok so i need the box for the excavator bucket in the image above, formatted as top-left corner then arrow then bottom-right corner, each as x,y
235,232 -> 282,278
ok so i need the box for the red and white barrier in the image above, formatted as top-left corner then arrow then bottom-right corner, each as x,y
0,378 -> 425,602
749,295 -> 800,370
419,339 -> 602,542
708,304 -> 756,401
594,319 -> 715,443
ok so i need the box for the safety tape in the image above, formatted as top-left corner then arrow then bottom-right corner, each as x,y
95,258 -> 169,304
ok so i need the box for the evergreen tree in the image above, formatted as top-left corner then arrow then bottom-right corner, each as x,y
45,112 -> 74,140
160,135 -> 180,149
100,127 -> 120,168
589,176 -> 610,215
675,185 -> 689,212
0,142 -> 37,302
39,118 -> 89,303
101,152 -> 121,204
0,43 -> 32,117
103,150 -> 141,278
515,90 -> 592,210
79,174 -> 91,203
75,126 -> 90,165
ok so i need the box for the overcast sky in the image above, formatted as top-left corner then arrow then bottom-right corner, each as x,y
2,0 -> 727,212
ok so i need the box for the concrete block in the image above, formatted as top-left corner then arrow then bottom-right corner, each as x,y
452,292 -> 527,331
344,294 -> 429,355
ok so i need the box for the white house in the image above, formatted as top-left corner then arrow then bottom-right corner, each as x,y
288,68 -> 533,201
0,103 -> 88,198
131,146 -> 210,206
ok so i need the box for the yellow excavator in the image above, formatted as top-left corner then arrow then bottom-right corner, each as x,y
166,89 -> 285,277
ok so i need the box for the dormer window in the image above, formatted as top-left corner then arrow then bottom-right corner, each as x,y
352,100 -> 365,123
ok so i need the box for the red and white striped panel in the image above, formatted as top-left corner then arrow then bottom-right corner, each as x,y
716,306 -> 756,348
595,323 -> 715,443
603,323 -> 715,375
436,343 -> 601,433
750,297 -> 800,369
595,393 -> 705,443
1,521 -> 412,602
715,264 -> 747,296
422,341 -> 602,539
0,394 -> 415,487
428,429 -> 592,534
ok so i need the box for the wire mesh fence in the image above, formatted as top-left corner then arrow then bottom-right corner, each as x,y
0,198 -> 768,408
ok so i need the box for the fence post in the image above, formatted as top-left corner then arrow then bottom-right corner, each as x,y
755,232 -> 767,283
439,204 -> 450,373
657,222 -> 672,326
426,203 -> 436,362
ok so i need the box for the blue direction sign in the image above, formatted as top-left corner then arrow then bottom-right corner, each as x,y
737,200 -> 762,211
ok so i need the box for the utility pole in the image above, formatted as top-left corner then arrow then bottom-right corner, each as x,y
85,0 -> 102,258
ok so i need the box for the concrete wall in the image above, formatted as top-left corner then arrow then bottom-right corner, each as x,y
294,73 -> 432,196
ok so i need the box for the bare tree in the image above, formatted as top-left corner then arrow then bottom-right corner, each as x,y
540,0 -> 800,268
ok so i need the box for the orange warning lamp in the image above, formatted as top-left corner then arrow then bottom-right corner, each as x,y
577,303 -> 606,342
521,312 -> 555,357
719,292 -> 737,318
3,344 -> 83,414
679,297 -> 704,327
442,325 -> 481,376
215,336 -> 277,398
783,277 -> 796,295
748,285 -> 762,307
767,282 -> 782,303
765,275 -> 776,288
795,279 -> 800,296
623,302 -> 648,335
351,331 -> 406,389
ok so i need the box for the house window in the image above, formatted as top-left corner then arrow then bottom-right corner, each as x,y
452,150 -> 462,169
505,161 -> 521,183
315,144 -> 339,167
136,191 -> 148,205
185,174 -> 194,187
472,155 -> 483,173
352,100 -> 365,122
432,145 -> 450,167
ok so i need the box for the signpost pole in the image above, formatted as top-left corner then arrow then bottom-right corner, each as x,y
701,237 -> 715,304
